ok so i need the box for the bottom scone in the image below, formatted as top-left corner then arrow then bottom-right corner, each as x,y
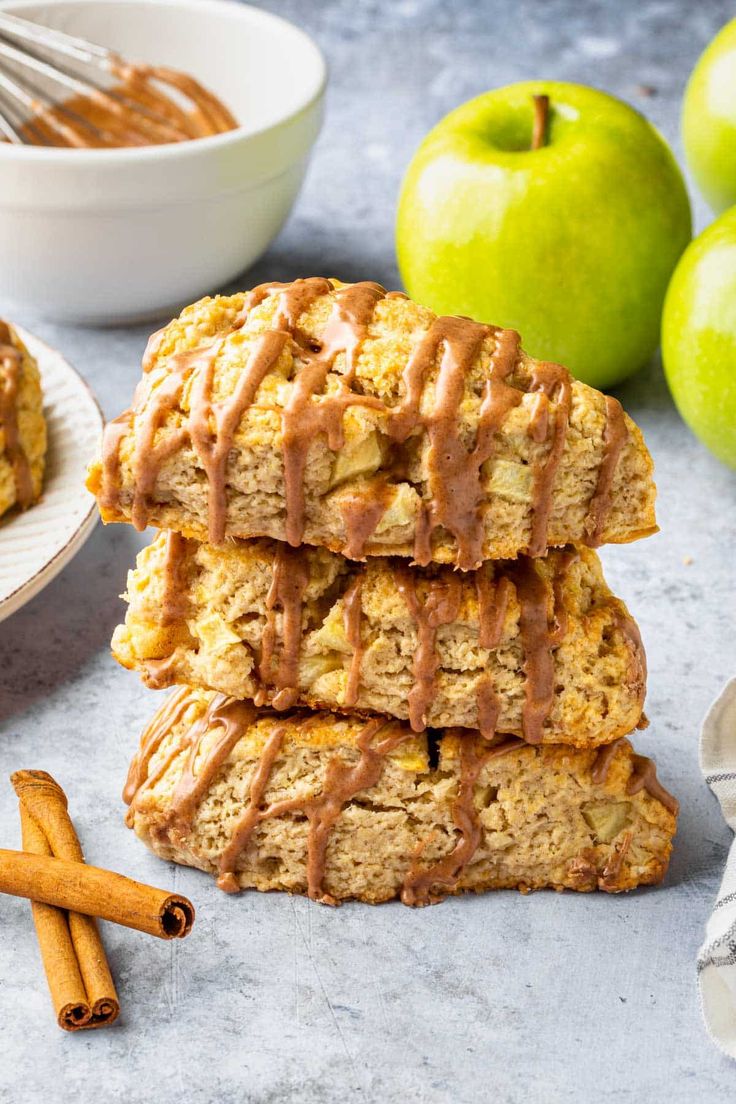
124,689 -> 678,906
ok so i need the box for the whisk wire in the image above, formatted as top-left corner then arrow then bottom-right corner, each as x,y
0,13 -> 238,147
0,11 -> 115,71
0,21 -> 189,145
0,36 -> 103,98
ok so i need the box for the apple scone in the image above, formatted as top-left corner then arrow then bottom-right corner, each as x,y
0,321 -> 46,519
124,688 -> 677,905
88,278 -> 657,567
112,535 -> 646,747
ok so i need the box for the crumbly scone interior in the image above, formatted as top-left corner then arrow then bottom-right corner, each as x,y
112,536 -> 646,745
0,322 -> 46,518
126,689 -> 676,905
89,279 -> 657,565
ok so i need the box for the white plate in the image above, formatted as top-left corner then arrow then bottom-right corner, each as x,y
0,328 -> 103,623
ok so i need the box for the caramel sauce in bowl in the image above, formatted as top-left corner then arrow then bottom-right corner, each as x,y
17,67 -> 239,149
0,0 -> 326,322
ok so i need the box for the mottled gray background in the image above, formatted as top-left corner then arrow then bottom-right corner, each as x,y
1,1 -> 736,1100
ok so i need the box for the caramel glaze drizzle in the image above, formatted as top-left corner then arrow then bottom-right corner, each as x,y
474,572 -> 515,738
526,362 -> 573,557
159,531 -> 190,626
402,734 -> 524,906
124,693 -> 417,904
0,322 -> 34,509
140,654 -> 180,691
278,280 -> 387,548
549,548 -> 580,645
189,330 -> 288,543
99,410 -> 133,514
385,550 -> 575,741
255,544 -> 311,710
585,395 -> 629,547
340,479 -> 393,560
130,345 -> 216,531
147,535 -> 578,738
215,724 -> 286,891
599,831 -> 633,889
504,559 -> 554,745
123,686 -> 195,820
137,531 -> 190,686
100,279 -> 631,565
387,319 -> 524,570
342,576 -> 365,709
504,553 -> 578,744
125,694 -> 257,832
217,717 -> 412,902
614,610 -> 647,705
126,697 -> 672,904
99,320 -> 167,513
591,739 -> 679,816
393,566 -> 462,731
169,698 -> 258,832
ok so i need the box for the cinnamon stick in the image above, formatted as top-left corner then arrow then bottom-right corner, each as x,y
13,771 -> 120,1031
20,810 -> 96,1031
0,849 -> 195,938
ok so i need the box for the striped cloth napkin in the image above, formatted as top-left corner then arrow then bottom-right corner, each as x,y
699,678 -> 736,1058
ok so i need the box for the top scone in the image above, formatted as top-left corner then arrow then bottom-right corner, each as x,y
88,278 -> 657,567
0,321 -> 46,519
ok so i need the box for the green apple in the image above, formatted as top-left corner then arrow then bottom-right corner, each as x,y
396,81 -> 691,390
662,207 -> 736,469
682,18 -> 736,214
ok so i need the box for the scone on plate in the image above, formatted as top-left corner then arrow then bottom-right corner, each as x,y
87,278 -> 657,567
124,688 -> 678,905
0,321 -> 46,519
112,535 -> 646,747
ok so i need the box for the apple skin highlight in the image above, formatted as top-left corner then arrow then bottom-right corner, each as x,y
396,80 -> 692,391
682,17 -> 736,215
662,207 -> 736,470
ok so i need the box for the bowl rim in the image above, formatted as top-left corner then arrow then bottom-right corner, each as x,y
0,0 -> 328,162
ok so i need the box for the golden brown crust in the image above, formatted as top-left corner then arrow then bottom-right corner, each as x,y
125,689 -> 677,905
112,536 -> 646,747
0,322 -> 46,518
88,280 -> 657,566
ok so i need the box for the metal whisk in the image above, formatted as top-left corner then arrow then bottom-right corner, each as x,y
0,11 -> 236,147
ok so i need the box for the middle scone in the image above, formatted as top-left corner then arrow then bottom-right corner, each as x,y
112,534 -> 645,748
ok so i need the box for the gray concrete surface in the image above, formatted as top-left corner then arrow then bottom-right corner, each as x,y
1,0 -> 735,1099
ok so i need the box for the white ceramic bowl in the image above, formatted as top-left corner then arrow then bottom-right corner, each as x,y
0,0 -> 326,323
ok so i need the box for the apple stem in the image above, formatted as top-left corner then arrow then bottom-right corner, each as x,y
531,94 -> 549,150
